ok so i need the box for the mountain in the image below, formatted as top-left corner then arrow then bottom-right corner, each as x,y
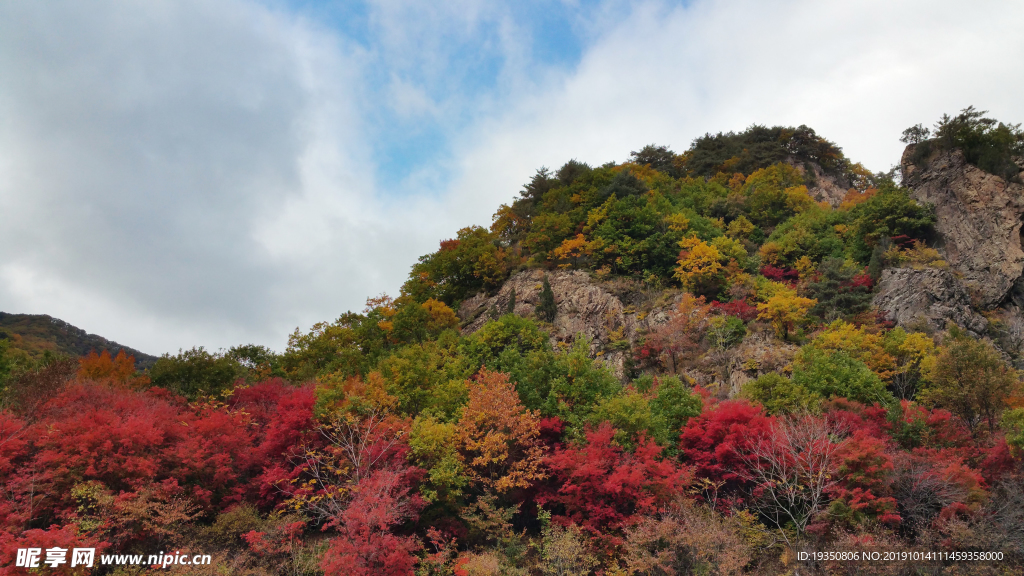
0,312 -> 158,369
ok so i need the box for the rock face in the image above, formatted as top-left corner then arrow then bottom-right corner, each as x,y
458,269 -> 674,379
872,267 -> 987,335
789,158 -> 851,208
901,146 -> 1024,308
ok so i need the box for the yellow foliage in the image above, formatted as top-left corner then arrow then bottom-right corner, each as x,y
805,320 -> 896,381
711,235 -> 746,265
884,240 -> 948,269
794,255 -> 816,278
422,298 -> 459,333
674,237 -> 723,292
551,233 -> 594,268
783,185 -> 816,213
753,277 -> 795,303
664,212 -> 690,233
757,293 -> 816,339
458,369 -> 546,494
726,215 -> 755,239
584,197 -> 614,232
758,242 -> 783,266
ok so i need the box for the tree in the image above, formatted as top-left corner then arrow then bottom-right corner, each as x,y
77,349 -> 150,389
506,288 -> 517,315
756,292 -> 815,340
639,294 -> 712,373
149,347 -> 243,399
622,499 -> 749,576
806,257 -> 873,321
900,123 -> 931,145
791,349 -> 893,406
536,276 -> 557,322
679,400 -> 775,503
538,423 -> 689,553
458,369 -> 546,494
920,327 -> 1020,436
737,415 -> 846,544
630,144 -> 679,177
741,372 -> 821,415
673,237 -> 723,297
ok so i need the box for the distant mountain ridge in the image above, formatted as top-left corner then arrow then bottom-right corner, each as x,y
0,312 -> 157,369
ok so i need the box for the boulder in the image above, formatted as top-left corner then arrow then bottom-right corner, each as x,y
901,146 -> 1024,308
872,267 -> 987,335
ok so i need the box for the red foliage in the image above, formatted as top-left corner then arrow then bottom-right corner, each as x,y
439,239 -> 460,252
831,430 -> 900,526
229,380 -> 317,506
538,423 -> 689,553
760,265 -> 799,283
679,400 -> 773,499
845,272 -> 873,290
320,468 -> 424,576
710,299 -> 758,321
823,398 -> 891,440
538,416 -> 566,447
0,524 -> 108,576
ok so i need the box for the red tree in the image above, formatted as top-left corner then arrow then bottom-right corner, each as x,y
538,423 -> 689,553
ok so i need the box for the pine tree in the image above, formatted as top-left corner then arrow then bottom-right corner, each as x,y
506,288 -> 517,315
536,277 -> 556,322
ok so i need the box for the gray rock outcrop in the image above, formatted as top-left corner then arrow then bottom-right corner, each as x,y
901,146 -> 1024,308
872,267 -> 987,335
458,269 -> 674,379
787,158 -> 851,208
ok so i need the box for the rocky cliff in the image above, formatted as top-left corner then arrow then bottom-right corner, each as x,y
900,146 -> 1024,308
458,269 -> 675,380
872,267 -> 988,335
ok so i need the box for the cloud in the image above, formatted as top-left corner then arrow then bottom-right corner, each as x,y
1,0 -> 1022,356
0,0 -> 453,353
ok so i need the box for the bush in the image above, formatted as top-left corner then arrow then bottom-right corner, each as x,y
741,372 -> 821,415
791,348 -> 893,406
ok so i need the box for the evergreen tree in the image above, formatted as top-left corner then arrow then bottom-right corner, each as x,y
536,277 -> 557,322
506,288 -> 517,315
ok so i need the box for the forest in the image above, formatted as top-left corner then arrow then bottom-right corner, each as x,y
1,108 -> 1024,575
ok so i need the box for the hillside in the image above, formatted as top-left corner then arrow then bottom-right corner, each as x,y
2,108 -> 1023,575
0,311 -> 157,368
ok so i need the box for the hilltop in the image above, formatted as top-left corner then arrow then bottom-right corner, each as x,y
0,311 -> 157,369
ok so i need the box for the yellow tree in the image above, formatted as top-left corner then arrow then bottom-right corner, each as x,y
757,292 -> 816,340
674,237 -> 723,296
458,369 -> 546,494
551,233 -> 596,268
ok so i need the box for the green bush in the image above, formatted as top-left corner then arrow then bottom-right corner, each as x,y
741,372 -> 821,415
791,348 -> 893,406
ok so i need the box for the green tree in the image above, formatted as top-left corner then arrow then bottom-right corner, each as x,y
536,276 -> 557,322
806,257 -> 873,321
650,375 -> 702,437
920,326 -> 1021,435
149,347 -> 244,399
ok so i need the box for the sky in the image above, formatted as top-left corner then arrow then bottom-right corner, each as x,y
1,0 -> 1023,356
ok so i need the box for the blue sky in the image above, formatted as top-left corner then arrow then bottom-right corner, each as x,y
1,0 -> 1023,355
